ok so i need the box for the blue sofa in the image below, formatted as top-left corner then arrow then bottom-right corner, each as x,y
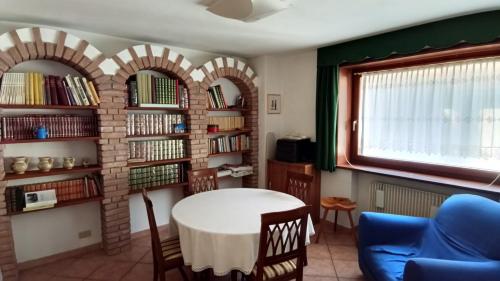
358,194 -> 500,281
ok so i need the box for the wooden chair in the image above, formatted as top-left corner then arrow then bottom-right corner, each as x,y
285,171 -> 313,204
187,168 -> 218,196
142,189 -> 189,281
249,205 -> 311,281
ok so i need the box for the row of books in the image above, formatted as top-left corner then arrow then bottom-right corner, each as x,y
209,134 -> 250,154
127,113 -> 186,136
207,85 -> 228,109
128,139 -> 187,162
0,72 -> 100,106
1,115 -> 98,141
129,164 -> 185,190
128,73 -> 189,108
5,176 -> 101,213
208,116 -> 245,131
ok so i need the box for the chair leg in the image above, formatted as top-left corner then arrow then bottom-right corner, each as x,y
179,267 -> 189,281
231,270 -> 238,281
159,270 -> 166,281
315,208 -> 329,243
347,210 -> 357,246
334,210 -> 339,232
153,262 -> 159,281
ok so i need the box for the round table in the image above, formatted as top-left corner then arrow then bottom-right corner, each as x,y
171,188 -> 315,276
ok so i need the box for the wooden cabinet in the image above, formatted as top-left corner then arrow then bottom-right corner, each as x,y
267,159 -> 321,223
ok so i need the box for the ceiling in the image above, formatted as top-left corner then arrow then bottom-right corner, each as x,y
0,0 -> 498,57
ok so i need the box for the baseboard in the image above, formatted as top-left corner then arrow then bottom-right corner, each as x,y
131,224 -> 170,240
18,243 -> 102,271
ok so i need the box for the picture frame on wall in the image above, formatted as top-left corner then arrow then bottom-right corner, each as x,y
267,94 -> 281,114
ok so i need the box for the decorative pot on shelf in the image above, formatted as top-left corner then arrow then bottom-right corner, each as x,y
38,157 -> 54,172
11,157 -> 30,174
63,157 -> 75,169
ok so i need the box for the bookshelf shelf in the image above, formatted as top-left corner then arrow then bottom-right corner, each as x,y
4,165 -> 101,180
126,133 -> 190,139
208,128 -> 251,135
207,108 -> 249,112
208,150 -> 250,158
129,182 -> 188,194
8,196 -> 104,216
127,158 -> 191,167
0,104 -> 98,110
0,136 -> 100,144
126,106 -> 189,112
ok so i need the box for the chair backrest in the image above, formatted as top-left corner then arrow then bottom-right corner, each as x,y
430,194 -> 500,260
187,168 -> 218,196
255,205 -> 311,281
286,171 -> 313,203
141,189 -> 164,266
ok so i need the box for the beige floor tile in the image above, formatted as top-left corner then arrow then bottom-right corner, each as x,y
307,243 -> 332,259
329,245 -> 358,261
19,269 -> 52,281
304,257 -> 336,277
87,260 -> 135,281
56,258 -> 104,279
333,260 -> 364,279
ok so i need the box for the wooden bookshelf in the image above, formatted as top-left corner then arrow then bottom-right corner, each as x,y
207,108 -> 249,112
126,133 -> 190,139
129,182 -> 188,194
4,165 -> 101,180
127,158 -> 191,167
126,106 -> 189,112
0,136 -> 100,144
8,196 -> 104,216
0,104 -> 98,110
208,128 -> 251,135
208,150 -> 250,158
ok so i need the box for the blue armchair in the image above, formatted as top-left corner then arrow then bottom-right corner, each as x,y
358,194 -> 500,281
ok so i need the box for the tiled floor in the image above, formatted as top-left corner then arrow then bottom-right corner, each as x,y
19,224 -> 365,281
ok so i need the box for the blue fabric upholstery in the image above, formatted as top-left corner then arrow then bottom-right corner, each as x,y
358,194 -> 500,281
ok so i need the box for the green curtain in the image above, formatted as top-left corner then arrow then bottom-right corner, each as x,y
315,65 -> 338,172
315,10 -> 500,172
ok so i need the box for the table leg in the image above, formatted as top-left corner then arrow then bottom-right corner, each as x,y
231,270 -> 238,281
347,210 -> 357,246
315,208 -> 329,243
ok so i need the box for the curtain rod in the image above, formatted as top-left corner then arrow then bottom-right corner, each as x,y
354,55 -> 500,76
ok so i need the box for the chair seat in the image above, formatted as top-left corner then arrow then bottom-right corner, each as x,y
161,236 -> 183,262
362,244 -> 419,281
252,259 -> 297,280
321,197 -> 357,210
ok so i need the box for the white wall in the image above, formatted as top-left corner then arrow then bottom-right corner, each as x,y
250,50 -> 500,228
0,21 -> 227,262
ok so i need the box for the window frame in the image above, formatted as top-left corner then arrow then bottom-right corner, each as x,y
344,42 -> 500,184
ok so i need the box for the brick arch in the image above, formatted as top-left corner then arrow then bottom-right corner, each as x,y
0,27 -> 108,84
199,57 -> 259,187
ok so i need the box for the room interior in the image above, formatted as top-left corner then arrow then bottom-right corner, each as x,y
0,1 -> 499,281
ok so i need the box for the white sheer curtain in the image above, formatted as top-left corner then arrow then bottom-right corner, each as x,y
359,56 -> 500,171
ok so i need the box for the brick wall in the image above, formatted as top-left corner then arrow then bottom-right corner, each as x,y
0,28 -> 260,280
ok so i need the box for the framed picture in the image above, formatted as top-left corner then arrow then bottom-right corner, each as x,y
267,94 -> 281,114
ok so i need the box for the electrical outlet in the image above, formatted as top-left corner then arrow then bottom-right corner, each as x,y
78,230 -> 92,239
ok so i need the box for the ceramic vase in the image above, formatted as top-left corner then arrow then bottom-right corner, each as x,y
38,157 -> 54,172
63,157 -> 75,169
11,157 -> 30,174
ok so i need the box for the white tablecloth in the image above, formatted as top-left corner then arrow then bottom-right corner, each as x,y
171,188 -> 315,276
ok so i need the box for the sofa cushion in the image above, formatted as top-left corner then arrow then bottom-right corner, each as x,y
363,244 -> 419,281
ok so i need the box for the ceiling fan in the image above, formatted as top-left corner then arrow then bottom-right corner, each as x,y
204,0 -> 293,22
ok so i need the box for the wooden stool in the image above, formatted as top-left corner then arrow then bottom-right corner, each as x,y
315,197 -> 357,245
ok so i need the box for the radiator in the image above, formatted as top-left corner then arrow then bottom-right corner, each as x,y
369,182 -> 449,217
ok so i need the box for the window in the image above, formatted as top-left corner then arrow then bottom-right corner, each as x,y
350,55 -> 500,181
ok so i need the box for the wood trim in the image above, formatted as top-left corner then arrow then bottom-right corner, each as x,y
343,42 -> 500,184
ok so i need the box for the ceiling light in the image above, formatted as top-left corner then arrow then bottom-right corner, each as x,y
206,0 -> 292,22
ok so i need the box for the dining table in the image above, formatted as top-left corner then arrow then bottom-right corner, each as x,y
171,188 -> 315,276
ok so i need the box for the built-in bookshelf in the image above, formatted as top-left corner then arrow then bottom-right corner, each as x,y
207,78 -> 253,184
125,70 -> 190,194
0,61 -> 103,216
